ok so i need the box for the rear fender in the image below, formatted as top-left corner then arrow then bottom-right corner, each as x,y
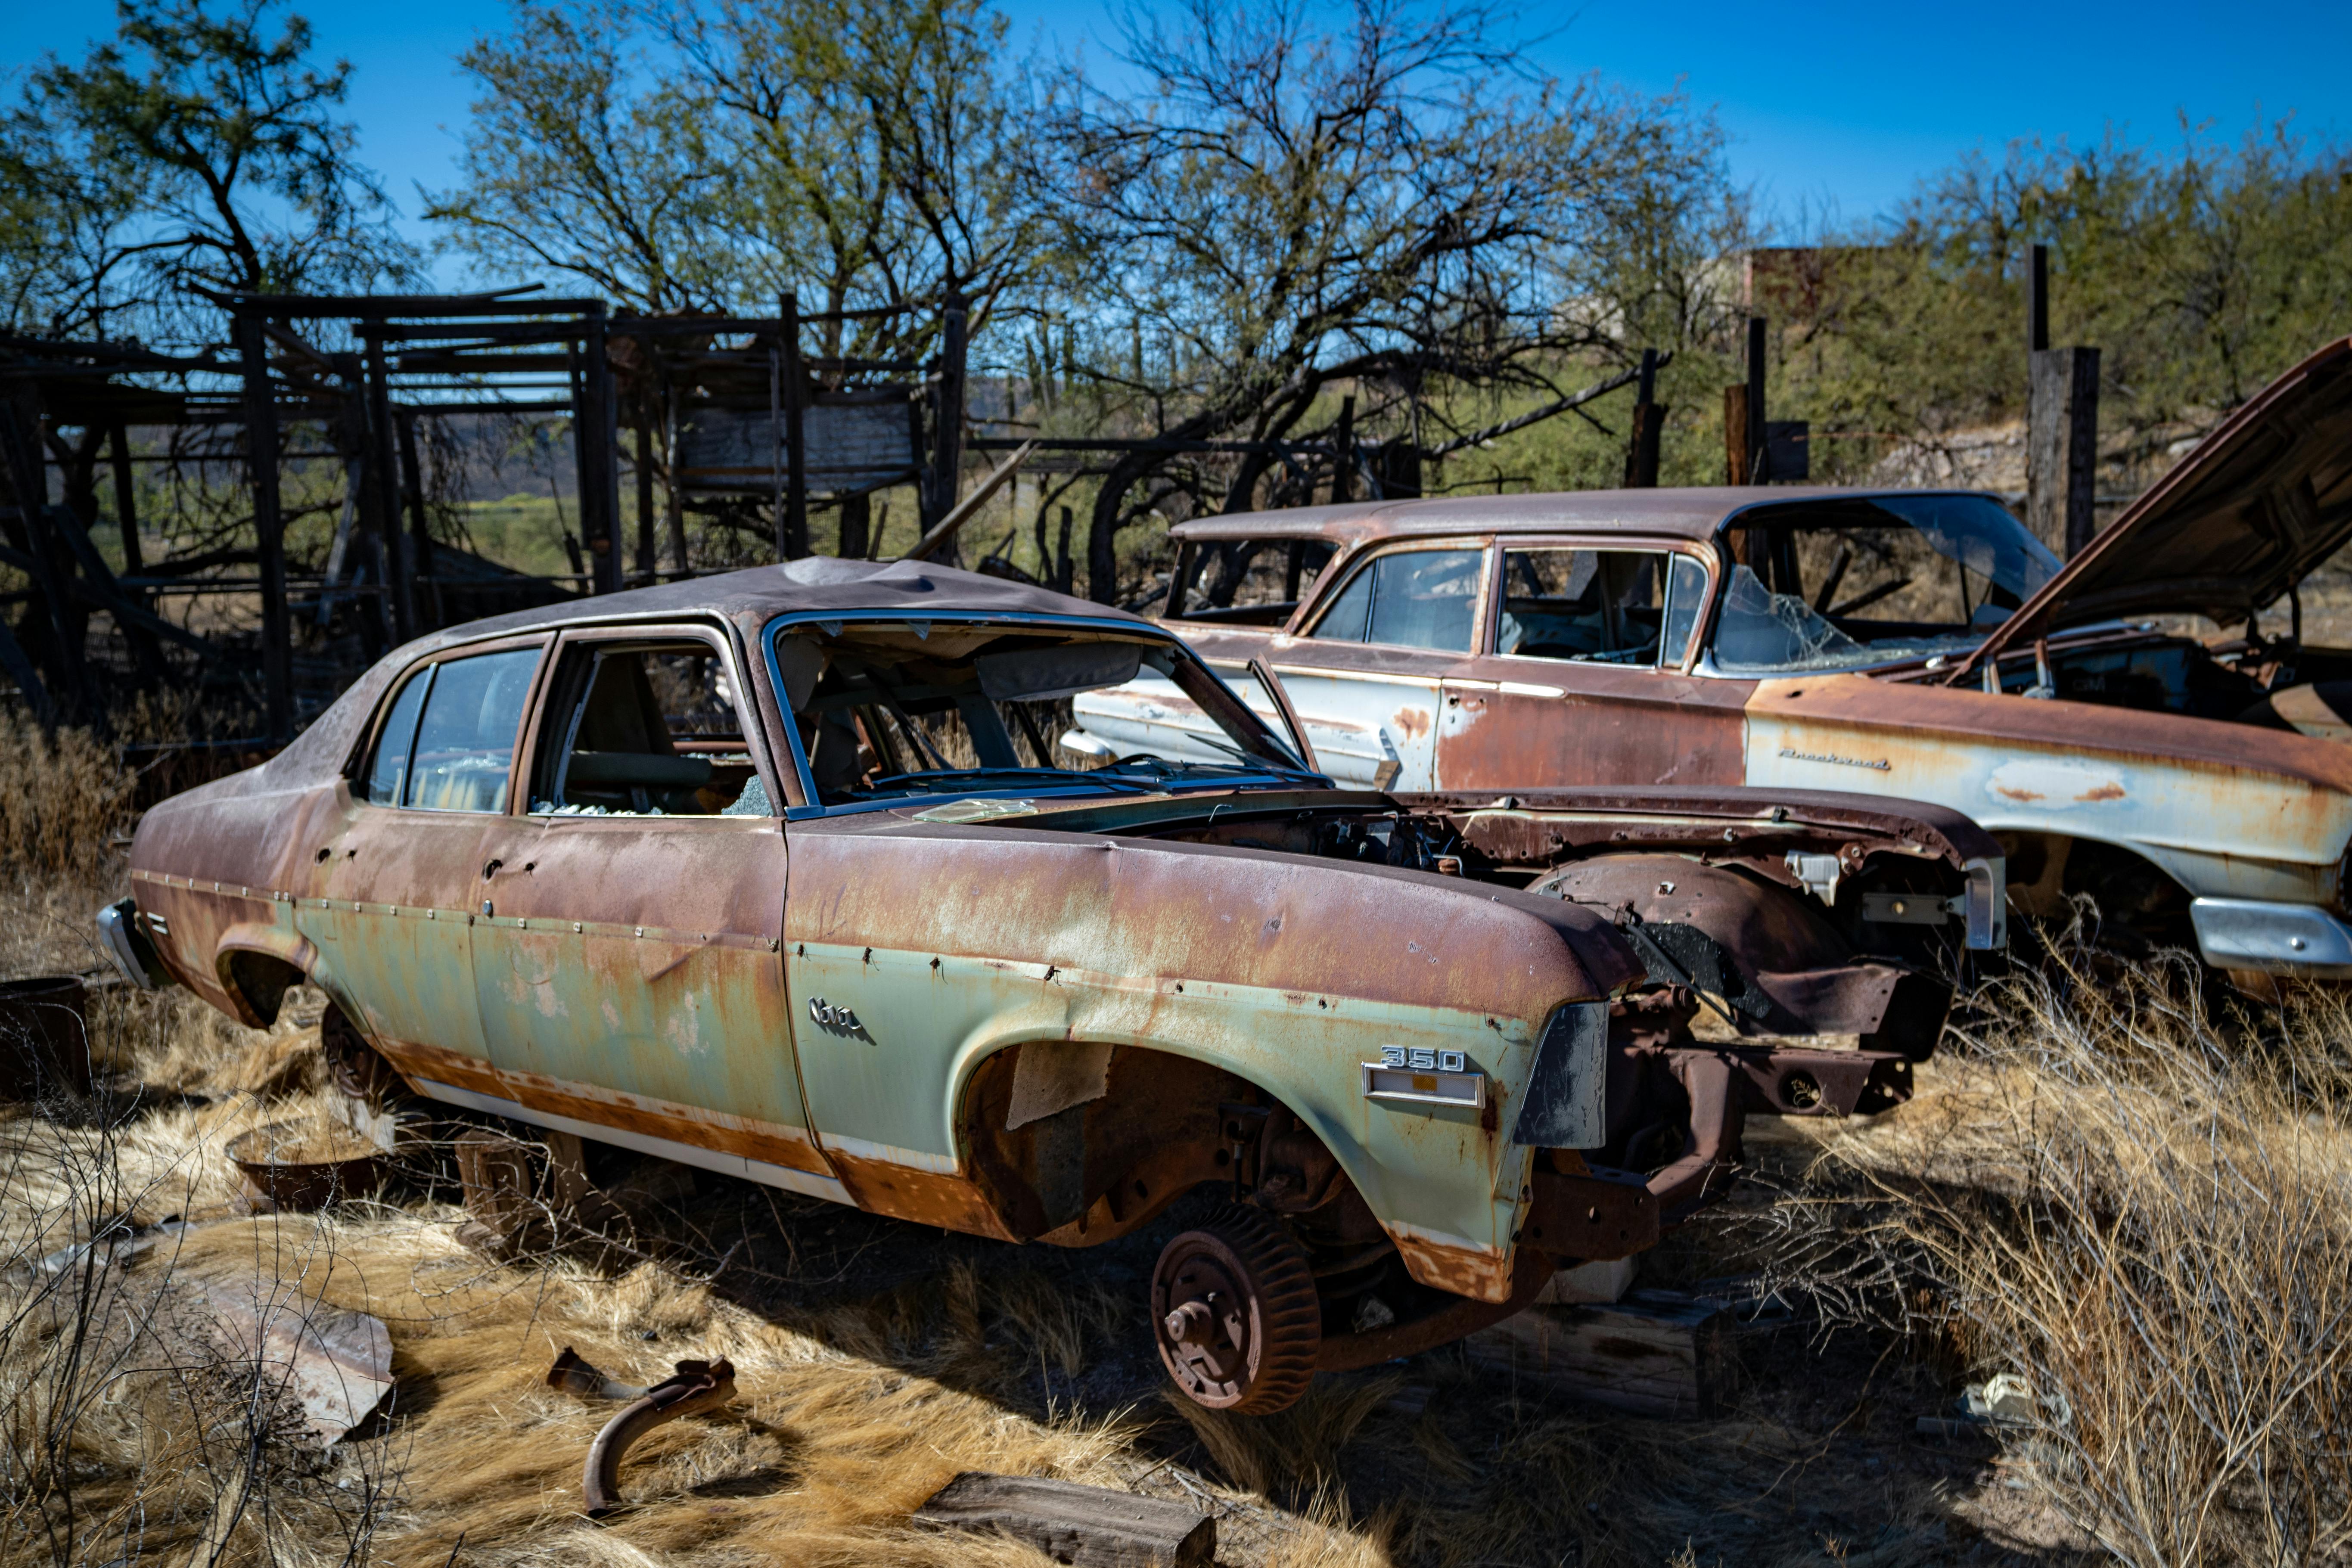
214,922 -> 319,1028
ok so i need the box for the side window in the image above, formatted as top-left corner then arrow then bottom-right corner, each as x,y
1660,555 -> 1709,668
1309,563 -> 1374,643
1308,548 -> 1485,652
407,647 -> 541,813
532,642 -> 766,816
1496,549 -> 1667,664
1174,537 -> 1338,624
360,668 -> 431,805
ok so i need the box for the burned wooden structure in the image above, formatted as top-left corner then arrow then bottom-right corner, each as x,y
0,289 -> 963,739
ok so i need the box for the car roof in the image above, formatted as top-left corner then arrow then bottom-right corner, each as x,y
1170,486 -> 1994,550
408,556 -> 1145,654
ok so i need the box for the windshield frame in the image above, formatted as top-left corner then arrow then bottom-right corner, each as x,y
758,608 -> 1324,818
1692,491 -> 2063,679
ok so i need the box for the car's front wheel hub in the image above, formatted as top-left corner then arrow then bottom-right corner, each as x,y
1150,1205 -> 1320,1414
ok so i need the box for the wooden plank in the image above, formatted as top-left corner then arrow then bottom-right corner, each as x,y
914,1472 -> 1214,1567
1465,1295 -> 1734,1418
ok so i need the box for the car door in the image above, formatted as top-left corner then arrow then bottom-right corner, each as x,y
300,638 -> 548,1077
1435,541 -> 1750,789
463,624 -> 841,1199
1256,542 -> 1490,789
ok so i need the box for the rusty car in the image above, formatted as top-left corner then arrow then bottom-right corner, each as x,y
1099,336 -> 2352,987
102,557 -> 1999,1413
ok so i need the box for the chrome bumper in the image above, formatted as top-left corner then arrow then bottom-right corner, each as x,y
2190,898 -> 2352,976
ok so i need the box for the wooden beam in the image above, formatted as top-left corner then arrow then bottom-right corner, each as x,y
914,1472 -> 1213,1567
1467,1293 -> 1737,1419
902,440 -> 1037,563
2028,346 -> 2100,557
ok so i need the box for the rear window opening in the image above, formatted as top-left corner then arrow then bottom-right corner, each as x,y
1167,537 -> 1337,625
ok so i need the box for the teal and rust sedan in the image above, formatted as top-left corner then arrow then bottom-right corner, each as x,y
103,558 -> 1998,1412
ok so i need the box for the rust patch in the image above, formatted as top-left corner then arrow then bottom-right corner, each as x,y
385,1040 -> 837,1177
1392,705 -> 1432,741
821,1148 -> 1021,1241
1391,1227 -> 1516,1303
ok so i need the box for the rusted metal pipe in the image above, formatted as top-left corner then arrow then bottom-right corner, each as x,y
546,1346 -> 647,1402
580,1356 -> 737,1517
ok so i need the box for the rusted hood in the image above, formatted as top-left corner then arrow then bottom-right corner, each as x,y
1976,335 -> 2352,661
786,817 -> 1644,1021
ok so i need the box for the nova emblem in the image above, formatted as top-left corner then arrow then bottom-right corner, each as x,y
805,997 -> 870,1038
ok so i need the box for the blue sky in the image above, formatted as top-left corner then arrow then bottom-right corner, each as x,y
6,0 -> 2349,265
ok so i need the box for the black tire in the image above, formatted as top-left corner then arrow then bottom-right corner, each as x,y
1150,1203 -> 1322,1415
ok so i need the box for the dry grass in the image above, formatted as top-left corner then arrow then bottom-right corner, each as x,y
1765,935 -> 2352,1566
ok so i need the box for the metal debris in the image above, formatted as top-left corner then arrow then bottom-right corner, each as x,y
568,1355 -> 738,1517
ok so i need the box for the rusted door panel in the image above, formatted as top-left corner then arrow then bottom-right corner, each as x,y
1437,664 -> 1752,789
1227,640 -> 1457,789
463,815 -> 831,1183
297,799 -> 491,1063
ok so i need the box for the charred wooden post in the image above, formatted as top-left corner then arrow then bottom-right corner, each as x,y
633,422 -> 656,580
361,328 -> 413,642
2028,242 -> 2051,357
1745,316 -> 1768,482
925,292 -> 970,550
1721,383 -> 1751,485
233,309 -> 294,740
106,422 -> 142,575
1625,348 -> 1663,487
782,291 -> 808,559
580,305 -> 624,594
2027,347 -> 2101,558
396,408 -> 434,627
1331,394 -> 1356,502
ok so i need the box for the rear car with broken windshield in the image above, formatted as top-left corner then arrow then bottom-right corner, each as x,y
104,557 -> 1998,1414
1128,341 -> 2352,986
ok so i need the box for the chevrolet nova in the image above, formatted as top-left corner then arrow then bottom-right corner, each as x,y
102,559 -> 1997,1412
1103,337 -> 2352,984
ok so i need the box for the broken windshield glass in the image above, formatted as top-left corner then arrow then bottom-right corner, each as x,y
1711,494 -> 2063,674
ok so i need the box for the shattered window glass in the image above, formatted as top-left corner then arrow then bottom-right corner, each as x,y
1712,565 -> 1867,671
1709,494 -> 2066,673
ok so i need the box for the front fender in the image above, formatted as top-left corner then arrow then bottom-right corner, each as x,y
783,820 -> 1640,1300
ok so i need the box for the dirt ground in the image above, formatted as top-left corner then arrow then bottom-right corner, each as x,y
1,881 -> 2103,1568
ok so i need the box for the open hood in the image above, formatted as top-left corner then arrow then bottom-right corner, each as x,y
1970,335 -> 2352,671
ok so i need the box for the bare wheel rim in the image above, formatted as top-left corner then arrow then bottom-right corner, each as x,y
1150,1204 -> 1321,1415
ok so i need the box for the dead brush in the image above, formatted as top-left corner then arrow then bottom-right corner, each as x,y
1771,931 -> 2352,1567
0,713 -> 135,888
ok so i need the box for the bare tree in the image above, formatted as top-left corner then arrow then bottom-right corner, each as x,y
0,0 -> 418,346
1043,0 -> 1732,600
